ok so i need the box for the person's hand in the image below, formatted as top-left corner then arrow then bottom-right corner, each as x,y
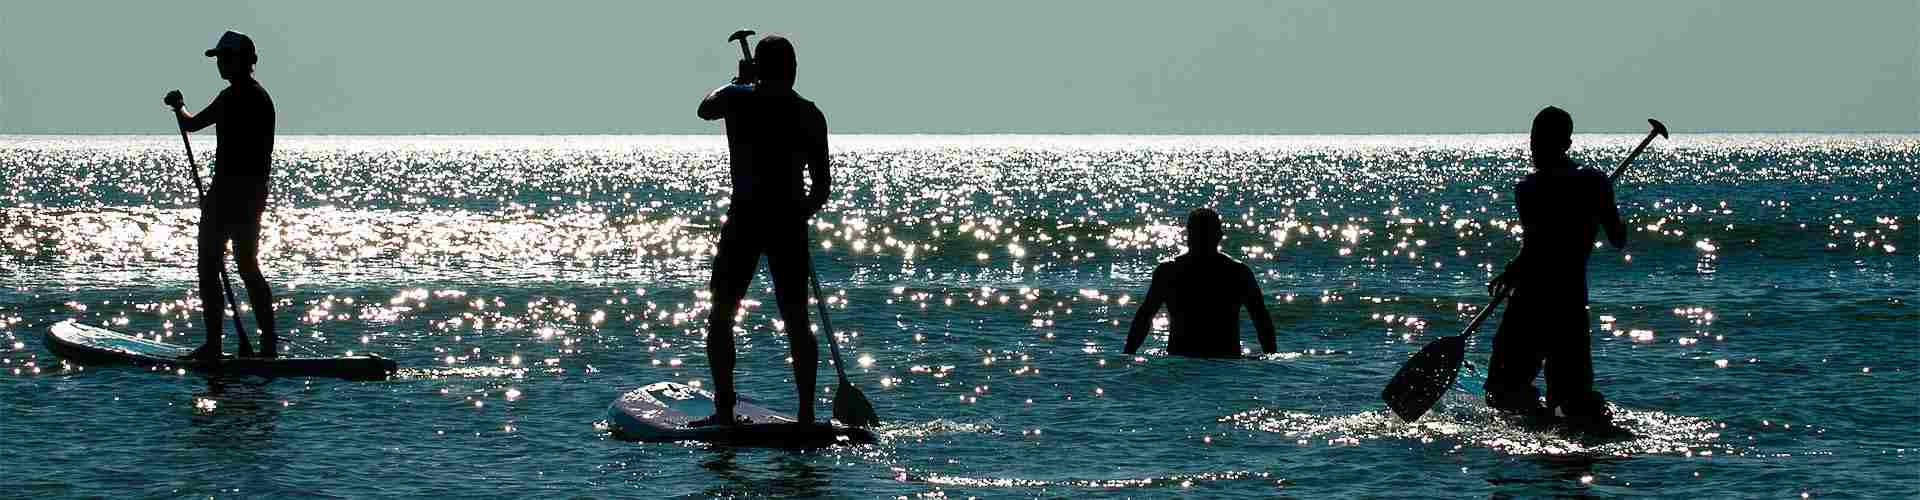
164,90 -> 185,110
1487,266 -> 1516,298
732,59 -> 757,85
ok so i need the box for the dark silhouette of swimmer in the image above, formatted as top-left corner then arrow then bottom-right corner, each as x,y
163,30 -> 279,361
1124,208 -> 1278,358
690,34 -> 831,427
1483,106 -> 1627,426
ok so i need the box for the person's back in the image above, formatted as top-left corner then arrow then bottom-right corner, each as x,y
715,87 -> 825,212
1512,163 -> 1614,305
1125,208 -> 1277,358
1158,252 -> 1261,357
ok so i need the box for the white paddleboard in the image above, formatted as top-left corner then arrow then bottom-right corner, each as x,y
606,382 -> 875,447
46,319 -> 396,381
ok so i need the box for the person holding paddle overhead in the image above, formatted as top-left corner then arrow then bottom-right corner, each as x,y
1483,106 -> 1628,426
691,34 -> 833,427
1124,208 -> 1279,358
163,30 -> 279,362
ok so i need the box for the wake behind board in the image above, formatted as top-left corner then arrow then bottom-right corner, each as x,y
607,382 -> 875,447
46,320 -> 396,381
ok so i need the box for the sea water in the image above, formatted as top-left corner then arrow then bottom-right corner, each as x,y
0,134 -> 1913,498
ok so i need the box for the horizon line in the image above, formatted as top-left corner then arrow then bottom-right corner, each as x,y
5,130 -> 1917,137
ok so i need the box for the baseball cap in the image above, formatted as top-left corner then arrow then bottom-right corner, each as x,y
204,30 -> 256,58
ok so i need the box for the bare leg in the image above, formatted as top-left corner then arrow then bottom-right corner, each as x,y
691,222 -> 759,427
231,220 -> 276,358
1484,296 -> 1546,416
1545,308 -> 1605,421
189,213 -> 227,362
767,230 -> 817,424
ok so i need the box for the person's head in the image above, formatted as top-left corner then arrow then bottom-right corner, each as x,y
204,30 -> 257,81
1530,106 -> 1573,168
755,35 -> 797,88
1186,208 -> 1223,253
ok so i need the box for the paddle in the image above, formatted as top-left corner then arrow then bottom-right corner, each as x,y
1381,118 -> 1667,422
174,120 -> 254,357
808,261 -> 881,428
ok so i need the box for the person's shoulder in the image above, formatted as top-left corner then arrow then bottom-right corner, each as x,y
1226,254 -> 1252,271
1154,255 -> 1189,274
228,80 -> 270,98
1516,169 -> 1540,189
796,94 -> 825,119
1218,254 -> 1256,278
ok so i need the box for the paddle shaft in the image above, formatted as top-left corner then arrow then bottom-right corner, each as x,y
1611,127 -> 1662,183
176,127 -> 253,355
807,262 -> 852,383
1457,290 -> 1510,340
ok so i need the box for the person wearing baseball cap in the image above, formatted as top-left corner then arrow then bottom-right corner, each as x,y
162,30 -> 281,361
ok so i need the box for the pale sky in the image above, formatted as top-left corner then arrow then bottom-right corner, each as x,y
2,1 -> 1914,134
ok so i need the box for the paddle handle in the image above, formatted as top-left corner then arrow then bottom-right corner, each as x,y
807,260 -> 852,383
177,128 -> 253,356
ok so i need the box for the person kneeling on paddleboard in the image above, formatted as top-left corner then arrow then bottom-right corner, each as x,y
1124,208 -> 1279,358
164,30 -> 280,361
692,34 -> 832,427
1483,106 -> 1628,427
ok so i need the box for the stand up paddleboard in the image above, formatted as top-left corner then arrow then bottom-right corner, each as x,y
46,320 -> 397,381
607,382 -> 876,447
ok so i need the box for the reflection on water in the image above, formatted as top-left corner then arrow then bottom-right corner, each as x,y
0,135 -> 1913,498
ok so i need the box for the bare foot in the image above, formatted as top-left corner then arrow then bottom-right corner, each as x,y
180,344 -> 223,365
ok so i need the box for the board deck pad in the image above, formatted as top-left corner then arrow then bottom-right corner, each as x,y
46,320 -> 396,381
608,382 -> 876,447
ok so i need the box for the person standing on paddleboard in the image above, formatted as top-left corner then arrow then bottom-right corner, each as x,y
163,30 -> 279,361
1483,106 -> 1628,426
691,34 -> 831,427
1123,208 -> 1279,358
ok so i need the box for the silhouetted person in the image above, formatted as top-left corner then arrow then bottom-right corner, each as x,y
1125,208 -> 1278,358
1484,106 -> 1627,426
163,30 -> 278,361
691,35 -> 831,426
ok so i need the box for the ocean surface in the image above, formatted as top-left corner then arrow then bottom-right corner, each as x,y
1,134 -> 1914,498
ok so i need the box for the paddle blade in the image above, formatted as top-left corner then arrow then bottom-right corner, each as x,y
1381,335 -> 1470,423
833,381 -> 881,428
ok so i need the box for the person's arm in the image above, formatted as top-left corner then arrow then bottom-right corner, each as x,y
1598,176 -> 1627,249
696,85 -> 745,121
1243,267 -> 1277,354
167,89 -> 221,132
697,60 -> 756,121
1490,241 -> 1528,298
1124,265 -> 1171,355
803,109 -> 831,217
1489,182 -> 1528,298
